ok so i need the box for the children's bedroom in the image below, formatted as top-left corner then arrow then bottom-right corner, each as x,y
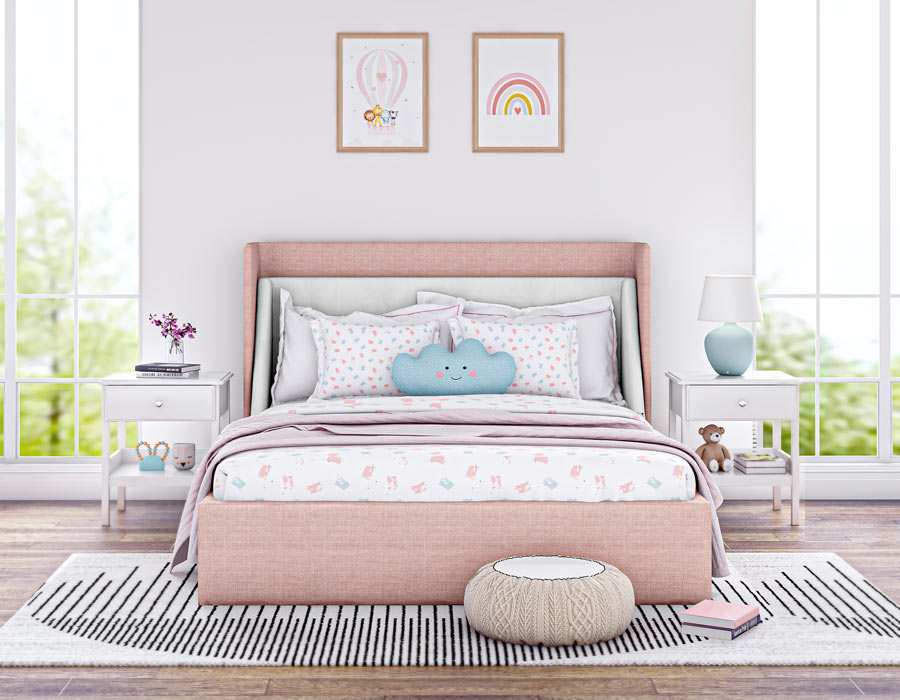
0,0 -> 898,696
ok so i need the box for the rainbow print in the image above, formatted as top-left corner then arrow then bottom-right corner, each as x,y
486,73 -> 551,116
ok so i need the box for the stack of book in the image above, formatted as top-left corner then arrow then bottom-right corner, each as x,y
678,600 -> 761,640
734,449 -> 787,474
135,363 -> 201,379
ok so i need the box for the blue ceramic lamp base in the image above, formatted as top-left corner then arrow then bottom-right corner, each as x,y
704,322 -> 753,376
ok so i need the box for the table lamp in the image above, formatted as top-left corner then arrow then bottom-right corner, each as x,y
697,275 -> 763,376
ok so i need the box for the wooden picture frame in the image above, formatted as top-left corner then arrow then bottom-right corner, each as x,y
472,33 -> 564,152
337,32 -> 429,152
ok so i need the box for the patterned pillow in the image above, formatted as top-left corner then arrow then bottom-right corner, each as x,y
447,317 -> 581,398
310,319 -> 440,399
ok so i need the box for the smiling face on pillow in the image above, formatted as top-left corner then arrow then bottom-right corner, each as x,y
392,338 -> 517,396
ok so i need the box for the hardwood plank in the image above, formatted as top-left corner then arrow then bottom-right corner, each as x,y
61,678 -> 269,696
0,679 -> 69,696
266,678 -> 655,695
849,676 -> 900,694
650,677 -> 863,695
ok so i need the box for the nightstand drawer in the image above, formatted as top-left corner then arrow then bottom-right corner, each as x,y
685,385 -> 795,420
104,385 -> 215,421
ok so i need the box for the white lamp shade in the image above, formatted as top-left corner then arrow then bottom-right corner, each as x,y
697,275 -> 763,322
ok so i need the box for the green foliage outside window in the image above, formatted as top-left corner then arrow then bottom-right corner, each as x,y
756,302 -> 878,457
7,130 -> 138,458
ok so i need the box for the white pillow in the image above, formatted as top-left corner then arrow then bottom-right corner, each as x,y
271,290 -> 463,405
310,319 -> 440,399
447,317 -> 581,399
420,291 -> 623,404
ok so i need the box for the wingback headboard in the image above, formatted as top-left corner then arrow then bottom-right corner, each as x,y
243,242 -> 652,420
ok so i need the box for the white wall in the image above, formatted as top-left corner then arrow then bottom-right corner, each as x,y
141,0 -> 754,443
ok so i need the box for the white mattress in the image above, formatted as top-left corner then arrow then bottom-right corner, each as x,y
212,443 -> 696,502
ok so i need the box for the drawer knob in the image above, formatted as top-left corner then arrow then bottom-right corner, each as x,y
738,400 -> 747,408
154,400 -> 164,408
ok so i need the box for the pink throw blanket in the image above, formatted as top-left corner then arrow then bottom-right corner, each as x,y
172,403 -> 728,577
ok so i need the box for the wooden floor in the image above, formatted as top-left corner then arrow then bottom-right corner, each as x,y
0,500 -> 898,698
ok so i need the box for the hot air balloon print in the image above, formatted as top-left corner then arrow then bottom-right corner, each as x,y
356,48 -> 408,130
337,33 -> 428,152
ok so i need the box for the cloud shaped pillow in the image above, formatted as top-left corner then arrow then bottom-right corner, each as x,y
392,338 -> 516,396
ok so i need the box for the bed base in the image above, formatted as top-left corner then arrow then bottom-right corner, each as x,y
197,494 -> 712,606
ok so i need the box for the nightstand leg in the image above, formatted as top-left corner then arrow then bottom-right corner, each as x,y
117,486 -> 126,512
101,421 -> 110,526
791,418 -> 801,526
772,420 -> 782,510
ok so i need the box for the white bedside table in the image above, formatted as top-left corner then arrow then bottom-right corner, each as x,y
100,370 -> 233,525
666,370 -> 802,525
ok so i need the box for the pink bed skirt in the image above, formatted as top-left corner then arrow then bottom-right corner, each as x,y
197,495 -> 712,605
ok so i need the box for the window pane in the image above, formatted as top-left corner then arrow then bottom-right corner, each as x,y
16,298 -> 74,378
0,298 -> 4,374
755,0 -> 817,294
892,0 -> 900,294
79,299 -> 138,378
756,298 -> 816,377
15,0 -> 74,294
819,0 -> 879,294
0,385 -> 4,457
893,384 -> 900,456
762,383 -> 815,456
0,1 -> 5,291
78,383 -> 135,457
820,299 -> 879,377
820,382 -> 877,456
77,0 -> 138,294
19,383 -> 75,456
891,299 -> 900,377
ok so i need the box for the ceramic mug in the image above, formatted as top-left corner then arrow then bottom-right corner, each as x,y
172,442 -> 195,471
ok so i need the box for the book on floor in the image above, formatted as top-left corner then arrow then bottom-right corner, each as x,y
679,599 -> 759,628
681,615 -> 761,640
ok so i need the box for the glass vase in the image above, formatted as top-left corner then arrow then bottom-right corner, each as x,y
166,338 -> 185,365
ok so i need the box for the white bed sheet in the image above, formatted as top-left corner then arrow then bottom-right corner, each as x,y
213,443 -> 695,503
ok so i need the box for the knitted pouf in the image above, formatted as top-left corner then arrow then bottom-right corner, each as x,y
464,555 -> 635,646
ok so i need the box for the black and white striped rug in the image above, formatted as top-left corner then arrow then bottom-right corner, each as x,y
1,552 -> 898,666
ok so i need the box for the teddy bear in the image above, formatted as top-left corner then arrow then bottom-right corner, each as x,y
696,424 -> 733,472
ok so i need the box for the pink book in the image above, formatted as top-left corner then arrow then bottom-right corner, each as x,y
679,600 -> 759,629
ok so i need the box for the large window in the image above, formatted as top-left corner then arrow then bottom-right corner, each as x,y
3,0 -> 139,461
755,0 -> 894,461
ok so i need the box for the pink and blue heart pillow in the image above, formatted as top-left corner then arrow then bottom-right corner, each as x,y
392,338 -> 516,395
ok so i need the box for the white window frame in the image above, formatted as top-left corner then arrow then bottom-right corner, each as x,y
754,0 -> 895,466
1,0 -> 141,464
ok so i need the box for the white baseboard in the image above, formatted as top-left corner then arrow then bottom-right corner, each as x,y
1,465 -> 899,501
718,467 -> 900,500
0,466 -> 190,501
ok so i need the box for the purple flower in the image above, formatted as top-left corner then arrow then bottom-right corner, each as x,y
149,313 -> 198,346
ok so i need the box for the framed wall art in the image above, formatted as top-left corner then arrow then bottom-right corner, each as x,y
472,33 -> 564,152
337,32 -> 428,152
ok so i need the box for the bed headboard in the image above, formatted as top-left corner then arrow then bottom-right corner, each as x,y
243,242 -> 651,420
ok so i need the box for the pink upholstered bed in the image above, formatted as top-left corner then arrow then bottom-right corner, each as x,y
185,242 -> 723,606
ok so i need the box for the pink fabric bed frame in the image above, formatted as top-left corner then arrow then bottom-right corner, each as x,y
197,242 -> 713,606
198,494 -> 711,605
